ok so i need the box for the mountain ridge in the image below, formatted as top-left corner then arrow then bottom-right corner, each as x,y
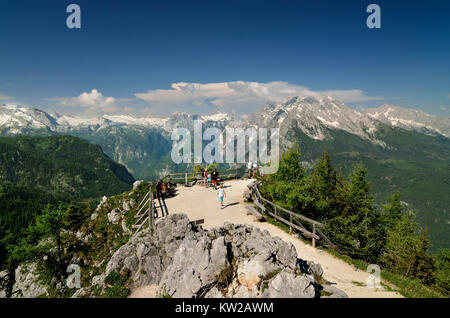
2,97 -> 448,140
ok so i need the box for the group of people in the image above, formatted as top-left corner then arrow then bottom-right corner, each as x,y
202,167 -> 226,209
202,167 -> 220,190
247,160 -> 271,178
155,178 -> 176,217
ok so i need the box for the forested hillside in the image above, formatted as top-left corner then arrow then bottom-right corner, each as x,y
0,135 -> 135,270
0,135 -> 135,198
257,147 -> 449,297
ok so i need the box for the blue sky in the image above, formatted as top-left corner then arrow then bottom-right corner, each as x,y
0,0 -> 449,117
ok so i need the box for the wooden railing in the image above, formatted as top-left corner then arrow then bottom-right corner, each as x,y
132,182 -> 155,236
163,167 -> 249,185
248,181 -> 336,250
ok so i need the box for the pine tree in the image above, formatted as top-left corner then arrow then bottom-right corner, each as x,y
380,191 -> 403,229
309,150 -> 338,221
323,163 -> 385,262
63,203 -> 86,230
434,248 -> 450,295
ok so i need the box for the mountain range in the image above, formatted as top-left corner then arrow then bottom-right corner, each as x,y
0,98 -> 449,252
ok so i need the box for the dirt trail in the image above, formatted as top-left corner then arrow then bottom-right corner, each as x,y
132,179 -> 403,298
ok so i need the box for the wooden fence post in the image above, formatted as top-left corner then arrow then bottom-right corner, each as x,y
312,223 -> 316,249
289,213 -> 292,234
149,188 -> 153,231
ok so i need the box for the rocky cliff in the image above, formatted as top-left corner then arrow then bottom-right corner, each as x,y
74,213 -> 346,298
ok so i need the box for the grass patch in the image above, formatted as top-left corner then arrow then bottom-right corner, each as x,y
261,269 -> 282,281
104,271 -> 130,298
320,290 -> 333,297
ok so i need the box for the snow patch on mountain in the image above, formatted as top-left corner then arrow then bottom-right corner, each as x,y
363,104 -> 450,138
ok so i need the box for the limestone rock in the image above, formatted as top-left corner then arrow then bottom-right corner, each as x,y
121,219 -> 132,235
242,190 -> 252,202
73,213 -> 345,299
122,199 -> 135,211
133,180 -> 144,190
107,208 -> 122,224
159,220 -> 317,298
322,284 -> 348,298
261,270 -> 316,298
12,263 -> 48,298
96,196 -> 108,211
89,214 -> 201,294
0,270 -> 8,298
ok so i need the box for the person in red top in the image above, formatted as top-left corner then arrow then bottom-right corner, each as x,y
211,168 -> 219,190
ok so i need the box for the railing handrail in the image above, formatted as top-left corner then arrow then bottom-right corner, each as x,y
249,181 -> 336,249
253,182 -> 323,227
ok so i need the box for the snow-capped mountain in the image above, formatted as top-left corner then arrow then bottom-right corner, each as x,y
0,104 -> 59,133
2,97 -> 449,142
245,96 -> 384,146
0,104 -> 234,134
363,104 -> 450,138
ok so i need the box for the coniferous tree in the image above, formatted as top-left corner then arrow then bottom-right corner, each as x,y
308,150 -> 338,221
380,191 -> 403,229
323,163 -> 385,262
433,249 -> 450,295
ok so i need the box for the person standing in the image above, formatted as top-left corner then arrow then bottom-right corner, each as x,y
203,168 -> 208,187
211,168 -> 219,190
218,184 -> 226,209
156,179 -> 168,217
247,161 -> 253,178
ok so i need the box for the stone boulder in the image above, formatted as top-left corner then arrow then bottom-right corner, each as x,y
11,262 -> 48,298
107,208 -> 122,224
133,180 -> 144,190
160,221 -> 320,298
0,270 -> 8,298
96,196 -> 108,211
91,214 -> 203,292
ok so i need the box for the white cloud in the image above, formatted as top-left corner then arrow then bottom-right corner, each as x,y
48,89 -> 116,108
0,93 -> 15,100
45,82 -> 387,117
46,89 -> 130,116
135,81 -> 385,114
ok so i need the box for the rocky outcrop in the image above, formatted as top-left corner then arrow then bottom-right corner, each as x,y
95,196 -> 108,212
82,214 -> 346,298
107,208 -> 122,224
132,180 -> 144,190
160,221 -> 317,298
11,262 -> 48,298
90,214 -> 202,294
0,270 -> 8,298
